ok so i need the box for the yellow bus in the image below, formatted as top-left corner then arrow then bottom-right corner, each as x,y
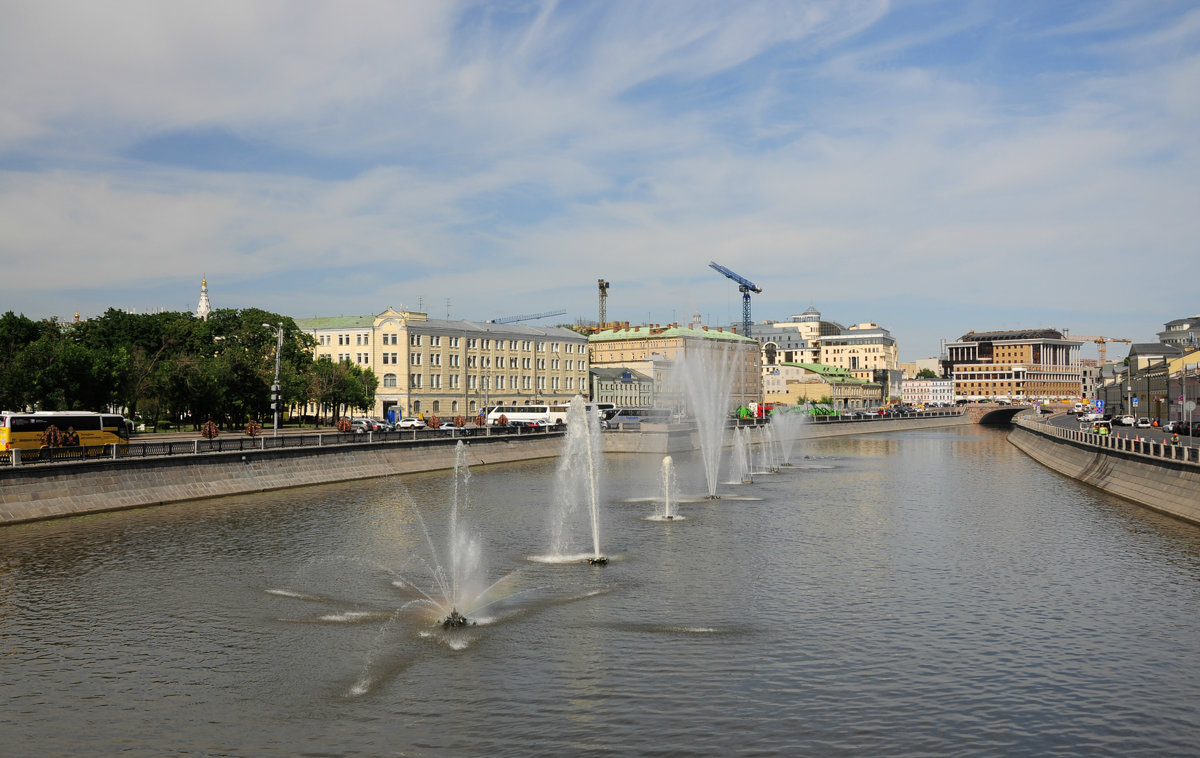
0,411 -> 131,453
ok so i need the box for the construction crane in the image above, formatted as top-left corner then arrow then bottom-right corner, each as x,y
1064,332 -> 1132,365
486,310 -> 567,325
708,261 -> 762,338
598,279 -> 610,327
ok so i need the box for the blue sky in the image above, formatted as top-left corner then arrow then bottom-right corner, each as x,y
1,0 -> 1197,361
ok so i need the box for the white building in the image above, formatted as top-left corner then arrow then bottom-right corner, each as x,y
900,378 -> 954,406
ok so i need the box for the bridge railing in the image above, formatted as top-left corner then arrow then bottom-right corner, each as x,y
1015,417 -> 1200,465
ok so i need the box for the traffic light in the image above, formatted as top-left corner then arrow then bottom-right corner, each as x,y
270,384 -> 281,411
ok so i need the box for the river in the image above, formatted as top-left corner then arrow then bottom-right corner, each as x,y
2,426 -> 1199,756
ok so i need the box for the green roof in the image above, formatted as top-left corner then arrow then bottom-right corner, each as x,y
294,315 -> 377,330
779,362 -> 875,385
588,325 -> 755,343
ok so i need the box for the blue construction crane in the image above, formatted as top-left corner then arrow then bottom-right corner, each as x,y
486,309 -> 567,324
708,261 -> 762,338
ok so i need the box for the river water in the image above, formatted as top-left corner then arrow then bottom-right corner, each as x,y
2,427 -> 1199,756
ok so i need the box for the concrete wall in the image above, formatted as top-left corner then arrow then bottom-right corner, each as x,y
601,414 -> 975,454
1008,420 -> 1200,526
0,434 -> 565,526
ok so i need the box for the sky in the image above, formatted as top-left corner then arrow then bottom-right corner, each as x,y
1,0 -> 1197,362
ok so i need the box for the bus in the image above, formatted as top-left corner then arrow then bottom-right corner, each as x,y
607,408 -> 674,426
485,403 -> 600,426
0,411 -> 131,453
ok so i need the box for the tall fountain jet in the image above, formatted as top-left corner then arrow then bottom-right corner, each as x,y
676,346 -> 737,498
550,396 -> 607,565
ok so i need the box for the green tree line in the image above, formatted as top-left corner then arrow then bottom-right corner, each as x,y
0,308 -> 377,430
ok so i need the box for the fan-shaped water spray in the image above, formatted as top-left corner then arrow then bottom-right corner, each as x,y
676,346 -> 736,498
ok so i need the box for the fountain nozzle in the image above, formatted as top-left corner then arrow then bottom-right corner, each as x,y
589,556 -> 608,566
442,609 -> 472,629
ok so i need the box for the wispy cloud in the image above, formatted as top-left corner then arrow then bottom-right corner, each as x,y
0,0 -> 1196,358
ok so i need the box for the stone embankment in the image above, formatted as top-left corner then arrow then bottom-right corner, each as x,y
1009,417 -> 1200,526
0,434 -> 564,526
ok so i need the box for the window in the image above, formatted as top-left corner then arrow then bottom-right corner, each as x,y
411,334 -> 422,346
431,374 -> 442,389
450,337 -> 460,347
482,339 -> 490,349
411,353 -> 422,365
431,354 -> 442,366
450,354 -> 460,367
431,336 -> 441,346
383,373 -> 398,387
496,376 -> 505,389
467,338 -> 478,349
410,374 -> 422,388
468,355 -> 477,368
449,375 -> 460,389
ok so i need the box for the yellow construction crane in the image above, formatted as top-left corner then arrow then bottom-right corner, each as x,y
1067,334 -> 1132,365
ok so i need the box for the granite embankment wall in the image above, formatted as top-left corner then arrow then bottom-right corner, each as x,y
600,413 -> 974,454
0,434 -> 564,526
1009,419 -> 1200,526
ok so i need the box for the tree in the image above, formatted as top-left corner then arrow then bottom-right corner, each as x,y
916,368 -> 938,379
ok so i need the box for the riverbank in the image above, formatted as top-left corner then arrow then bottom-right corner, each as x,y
0,433 -> 564,526
1008,417 -> 1200,526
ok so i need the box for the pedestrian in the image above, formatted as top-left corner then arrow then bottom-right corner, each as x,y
1172,433 -> 1180,446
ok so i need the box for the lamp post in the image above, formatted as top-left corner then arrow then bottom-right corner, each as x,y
263,323 -> 283,437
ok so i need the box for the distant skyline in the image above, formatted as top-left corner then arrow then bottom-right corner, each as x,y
2,1 -> 1197,362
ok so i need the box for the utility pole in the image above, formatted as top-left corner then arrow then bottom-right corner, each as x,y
263,323 -> 283,436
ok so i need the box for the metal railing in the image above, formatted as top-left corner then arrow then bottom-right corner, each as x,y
809,408 -> 965,424
2,424 -> 554,468
1016,417 -> 1200,465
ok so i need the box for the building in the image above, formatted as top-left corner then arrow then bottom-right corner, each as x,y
762,363 -> 882,409
588,322 -> 761,412
757,308 -> 902,400
755,306 -> 843,365
590,366 -> 656,408
943,328 -> 1083,402
900,378 -> 954,406
296,307 -> 589,420
1156,314 -> 1200,351
196,277 -> 212,321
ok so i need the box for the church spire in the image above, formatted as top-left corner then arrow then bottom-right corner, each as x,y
196,276 -> 212,320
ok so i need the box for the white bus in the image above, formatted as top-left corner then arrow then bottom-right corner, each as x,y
485,402 -> 598,426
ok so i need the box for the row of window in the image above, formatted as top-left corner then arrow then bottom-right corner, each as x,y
394,374 -> 579,391
320,332 -> 583,352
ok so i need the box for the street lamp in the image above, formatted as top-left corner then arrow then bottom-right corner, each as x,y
262,323 -> 283,437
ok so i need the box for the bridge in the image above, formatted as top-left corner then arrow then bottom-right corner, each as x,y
964,403 -> 1035,426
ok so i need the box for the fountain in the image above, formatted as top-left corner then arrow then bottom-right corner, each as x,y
676,345 -> 737,498
729,426 -> 752,484
652,455 -> 682,521
407,441 -> 492,628
756,422 -> 780,474
548,396 -> 607,564
770,409 -> 806,466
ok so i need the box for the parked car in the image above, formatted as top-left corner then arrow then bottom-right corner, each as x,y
349,418 -> 380,433
396,418 -> 427,429
1119,415 -> 1136,426
1135,417 -> 1152,428
1174,421 -> 1192,437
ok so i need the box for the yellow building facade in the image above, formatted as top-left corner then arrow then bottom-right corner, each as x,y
296,308 -> 589,420
588,323 -> 762,411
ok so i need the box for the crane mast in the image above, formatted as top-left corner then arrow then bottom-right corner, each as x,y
708,261 -> 762,338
